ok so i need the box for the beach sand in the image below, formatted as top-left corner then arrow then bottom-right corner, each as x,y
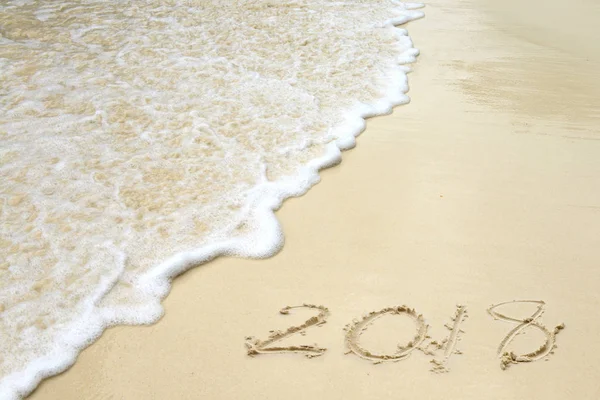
29,0 -> 600,398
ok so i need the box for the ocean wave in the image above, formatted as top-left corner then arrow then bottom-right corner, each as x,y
0,0 -> 423,397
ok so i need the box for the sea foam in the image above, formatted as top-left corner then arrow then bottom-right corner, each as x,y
0,0 -> 423,398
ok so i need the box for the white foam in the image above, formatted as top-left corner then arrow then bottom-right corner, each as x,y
0,1 -> 424,398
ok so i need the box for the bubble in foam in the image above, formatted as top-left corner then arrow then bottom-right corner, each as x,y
0,0 -> 423,398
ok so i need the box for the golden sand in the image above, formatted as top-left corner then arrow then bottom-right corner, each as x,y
30,0 -> 600,398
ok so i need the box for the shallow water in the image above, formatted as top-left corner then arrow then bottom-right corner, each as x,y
0,0 -> 422,397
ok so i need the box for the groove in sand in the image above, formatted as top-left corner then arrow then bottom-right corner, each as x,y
488,300 -> 565,370
344,305 -> 429,364
245,304 -> 329,358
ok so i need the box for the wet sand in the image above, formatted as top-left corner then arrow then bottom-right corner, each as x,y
30,0 -> 600,398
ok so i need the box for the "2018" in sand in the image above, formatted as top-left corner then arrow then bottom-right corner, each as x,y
245,300 -> 565,371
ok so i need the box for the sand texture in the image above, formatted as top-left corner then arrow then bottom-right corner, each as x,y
28,0 -> 600,398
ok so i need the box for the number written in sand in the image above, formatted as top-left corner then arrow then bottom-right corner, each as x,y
344,305 -> 467,372
487,300 -> 565,370
247,300 -> 564,371
245,304 -> 329,358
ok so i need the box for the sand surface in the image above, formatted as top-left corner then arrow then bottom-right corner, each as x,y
30,0 -> 600,398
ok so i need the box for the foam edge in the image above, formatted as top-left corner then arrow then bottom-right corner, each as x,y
0,5 -> 424,400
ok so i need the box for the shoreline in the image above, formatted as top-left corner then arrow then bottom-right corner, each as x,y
1,3 -> 425,399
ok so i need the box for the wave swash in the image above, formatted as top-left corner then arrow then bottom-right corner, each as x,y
0,0 -> 423,397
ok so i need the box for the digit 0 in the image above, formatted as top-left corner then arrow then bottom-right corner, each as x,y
343,305 -> 429,364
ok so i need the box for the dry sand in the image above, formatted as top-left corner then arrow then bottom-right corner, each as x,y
30,0 -> 600,398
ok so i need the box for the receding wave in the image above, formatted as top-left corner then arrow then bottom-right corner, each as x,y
0,0 -> 423,397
